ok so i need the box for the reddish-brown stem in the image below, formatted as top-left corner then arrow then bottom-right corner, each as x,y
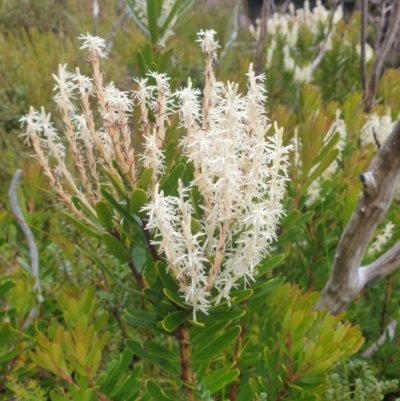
128,259 -> 146,289
175,326 -> 194,401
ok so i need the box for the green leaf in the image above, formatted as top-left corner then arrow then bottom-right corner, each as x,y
147,0 -> 159,43
126,341 -> 180,376
95,201 -> 113,230
190,320 -> 230,344
202,365 -> 240,393
301,149 -> 339,196
193,325 -> 241,362
275,227 -> 303,246
190,185 -> 202,218
125,308 -> 160,331
102,232 -> 130,263
159,0 -> 181,37
0,280 -> 14,297
141,341 -> 179,361
178,0 -> 195,16
201,309 -> 246,323
257,254 -> 285,276
107,366 -> 142,398
139,168 -> 154,190
145,379 -> 175,401
126,0 -> 151,38
156,261 -> 179,292
228,289 -> 253,304
294,211 -> 314,227
71,196 -> 96,217
101,349 -> 133,393
131,188 -> 147,218
50,391 -> 71,401
103,170 -> 127,200
100,189 -> 137,225
64,213 -> 102,239
136,50 -> 148,76
162,311 -> 186,332
79,247 -> 141,295
163,288 -> 188,309
281,210 -> 300,228
160,164 -> 185,196
313,133 -> 340,168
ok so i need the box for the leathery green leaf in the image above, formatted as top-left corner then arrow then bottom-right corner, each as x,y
126,341 -> 180,376
139,167 -> 153,190
147,0 -> 159,43
160,164 -> 185,196
163,288 -> 188,309
193,325 -> 241,361
125,308 -> 159,331
203,365 -> 240,393
162,311 -> 186,332
156,261 -> 180,293
190,320 -> 230,344
64,213 -> 102,239
130,188 -> 147,218
145,379 -> 175,401
95,201 -> 113,230
257,254 -> 285,276
200,309 -> 245,323
102,232 -> 130,263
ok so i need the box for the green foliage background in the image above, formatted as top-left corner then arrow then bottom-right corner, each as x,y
1,1 -> 400,400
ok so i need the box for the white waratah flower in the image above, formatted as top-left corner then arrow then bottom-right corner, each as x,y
78,33 -> 107,58
266,0 -> 343,79
143,30 -> 291,318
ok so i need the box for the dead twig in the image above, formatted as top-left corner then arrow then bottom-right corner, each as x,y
364,0 -> 400,112
311,0 -> 338,74
317,119 -> 400,314
9,169 -> 43,327
254,0 -> 270,76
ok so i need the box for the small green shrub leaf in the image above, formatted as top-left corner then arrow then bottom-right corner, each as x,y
162,311 -> 186,332
95,201 -> 113,230
102,233 -> 130,263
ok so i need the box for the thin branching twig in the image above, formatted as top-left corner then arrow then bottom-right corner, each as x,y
254,0 -> 270,75
311,0 -> 338,74
9,169 -> 43,327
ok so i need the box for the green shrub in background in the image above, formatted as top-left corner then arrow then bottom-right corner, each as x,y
2,0 -> 400,400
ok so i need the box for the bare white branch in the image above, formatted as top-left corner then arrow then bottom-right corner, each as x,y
317,119 -> 400,314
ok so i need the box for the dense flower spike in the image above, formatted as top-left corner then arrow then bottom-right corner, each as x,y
145,30 -> 291,317
21,30 -> 291,318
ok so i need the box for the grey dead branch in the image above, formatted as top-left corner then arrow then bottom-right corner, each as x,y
317,118 -> 400,313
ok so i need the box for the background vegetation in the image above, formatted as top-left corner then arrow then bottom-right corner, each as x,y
1,0 -> 400,400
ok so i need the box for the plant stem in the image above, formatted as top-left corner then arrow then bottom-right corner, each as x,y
128,259 -> 146,289
175,326 -> 194,401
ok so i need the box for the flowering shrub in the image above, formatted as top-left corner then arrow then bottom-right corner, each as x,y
16,26 -> 365,401
21,30 -> 290,317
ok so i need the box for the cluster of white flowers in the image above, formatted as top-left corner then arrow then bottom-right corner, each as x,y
143,30 -> 291,318
255,0 -> 344,83
21,31 -> 291,318
306,110 -> 347,204
21,34 -> 136,226
360,111 -> 397,146
368,222 -> 395,256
